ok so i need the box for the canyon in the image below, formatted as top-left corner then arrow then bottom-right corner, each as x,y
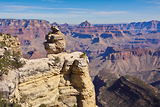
1,19 -> 160,59
1,19 -> 160,106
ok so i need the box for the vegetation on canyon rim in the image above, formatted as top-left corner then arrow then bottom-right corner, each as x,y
0,92 -> 21,107
0,33 -> 25,78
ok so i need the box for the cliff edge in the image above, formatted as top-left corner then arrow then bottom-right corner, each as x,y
0,26 -> 96,107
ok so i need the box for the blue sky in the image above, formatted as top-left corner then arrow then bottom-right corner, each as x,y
0,0 -> 160,24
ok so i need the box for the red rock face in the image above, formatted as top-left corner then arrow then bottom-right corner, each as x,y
0,19 -> 51,43
106,48 -> 154,60
1,19 -> 160,59
114,20 -> 160,34
0,19 -> 134,43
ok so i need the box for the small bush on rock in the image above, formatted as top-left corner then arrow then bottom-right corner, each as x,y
48,31 -> 52,35
80,51 -> 86,58
0,50 -> 25,78
39,104 -> 46,107
73,104 -> 77,107
54,56 -> 60,63
0,91 -> 21,107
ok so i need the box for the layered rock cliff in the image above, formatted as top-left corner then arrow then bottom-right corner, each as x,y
89,47 -> 160,78
17,52 -> 96,107
0,27 -> 96,107
114,20 -> 160,34
2,19 -> 160,60
93,68 -> 160,107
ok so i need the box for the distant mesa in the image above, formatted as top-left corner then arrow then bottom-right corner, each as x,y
114,20 -> 160,34
100,26 -> 126,39
78,20 -> 93,27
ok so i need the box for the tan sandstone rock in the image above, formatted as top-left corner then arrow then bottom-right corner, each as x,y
0,33 -> 22,57
12,52 -> 96,107
43,25 -> 66,54
0,28 -> 96,107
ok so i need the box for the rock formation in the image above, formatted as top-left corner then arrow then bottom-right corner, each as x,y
2,19 -> 160,60
0,28 -> 96,107
93,68 -> 160,107
114,20 -> 160,34
78,20 -> 93,27
0,33 -> 22,56
43,25 -> 66,54
17,52 -> 96,107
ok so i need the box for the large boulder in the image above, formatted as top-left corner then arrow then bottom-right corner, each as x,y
43,25 -> 66,54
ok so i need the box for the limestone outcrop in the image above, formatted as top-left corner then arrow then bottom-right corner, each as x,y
43,25 -> 66,54
0,28 -> 96,107
0,33 -> 22,56
16,52 -> 96,107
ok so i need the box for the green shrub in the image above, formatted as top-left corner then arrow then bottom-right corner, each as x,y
6,33 -> 11,38
0,91 -> 21,107
73,104 -> 77,107
3,36 -> 6,40
0,41 -> 6,48
11,51 -> 25,69
39,104 -> 46,107
0,50 -> 12,76
0,50 -> 25,78
48,31 -> 52,35
54,56 -> 60,63
80,51 -> 87,58
14,35 -> 18,38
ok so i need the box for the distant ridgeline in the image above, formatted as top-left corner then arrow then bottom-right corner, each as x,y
1,19 -> 160,58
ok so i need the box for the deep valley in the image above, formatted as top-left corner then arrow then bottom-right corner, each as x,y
1,19 -> 160,106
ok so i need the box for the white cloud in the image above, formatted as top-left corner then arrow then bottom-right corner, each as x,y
91,11 -> 128,15
41,0 -> 64,3
145,0 -> 160,4
0,12 -> 83,19
1,4 -> 89,12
